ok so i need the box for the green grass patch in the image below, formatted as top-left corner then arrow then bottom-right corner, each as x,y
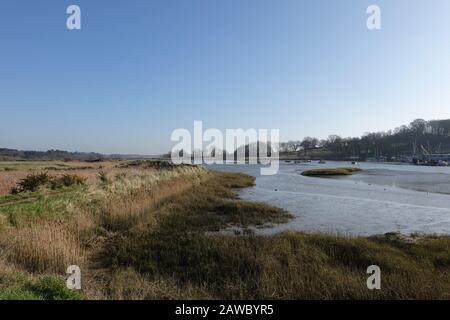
0,276 -> 83,300
0,161 -> 69,171
0,187 -> 84,227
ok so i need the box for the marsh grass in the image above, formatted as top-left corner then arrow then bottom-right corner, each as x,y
100,170 -> 450,300
1,161 -> 450,300
0,221 -> 83,273
108,231 -> 450,299
301,167 -> 362,176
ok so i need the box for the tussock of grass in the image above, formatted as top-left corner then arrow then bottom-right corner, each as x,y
301,167 -> 362,176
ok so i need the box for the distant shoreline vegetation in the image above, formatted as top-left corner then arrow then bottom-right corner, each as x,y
280,118 -> 450,161
301,167 -> 362,177
0,148 -> 159,162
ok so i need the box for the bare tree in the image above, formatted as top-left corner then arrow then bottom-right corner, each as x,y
300,137 -> 318,156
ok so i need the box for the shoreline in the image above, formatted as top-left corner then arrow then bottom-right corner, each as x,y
218,162 -> 450,236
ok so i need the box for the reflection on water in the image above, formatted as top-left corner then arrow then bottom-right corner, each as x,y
209,161 -> 450,236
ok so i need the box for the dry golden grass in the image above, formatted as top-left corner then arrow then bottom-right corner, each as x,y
0,160 -> 124,195
94,177 -> 197,232
0,221 -> 84,274
0,171 -> 28,195
105,268 -> 210,300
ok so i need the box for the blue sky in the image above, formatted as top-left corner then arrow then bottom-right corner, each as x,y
1,0 -> 449,154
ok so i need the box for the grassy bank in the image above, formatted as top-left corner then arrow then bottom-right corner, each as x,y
1,161 -> 450,299
301,167 -> 362,177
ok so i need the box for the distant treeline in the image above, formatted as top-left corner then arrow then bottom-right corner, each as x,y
0,148 -> 105,161
281,119 -> 450,160
4,119 -> 450,162
0,148 -> 159,161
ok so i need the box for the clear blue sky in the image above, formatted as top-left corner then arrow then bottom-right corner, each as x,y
1,0 -> 449,154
